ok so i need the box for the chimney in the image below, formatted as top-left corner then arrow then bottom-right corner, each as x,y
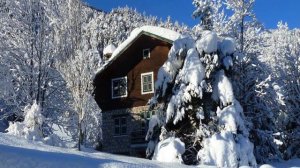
103,44 -> 116,61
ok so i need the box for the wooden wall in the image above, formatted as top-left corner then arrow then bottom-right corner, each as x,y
94,34 -> 171,111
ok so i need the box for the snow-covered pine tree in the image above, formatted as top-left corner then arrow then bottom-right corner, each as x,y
192,0 -> 221,31
146,30 -> 257,167
145,1 -> 257,166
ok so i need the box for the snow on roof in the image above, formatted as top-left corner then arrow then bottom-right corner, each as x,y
132,25 -> 181,42
103,44 -> 116,55
96,26 -> 181,75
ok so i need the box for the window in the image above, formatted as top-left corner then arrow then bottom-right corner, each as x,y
114,117 -> 127,135
141,72 -> 154,94
143,48 -> 150,59
111,77 -> 127,99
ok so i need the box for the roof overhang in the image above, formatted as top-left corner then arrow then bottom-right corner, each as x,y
95,26 -> 181,76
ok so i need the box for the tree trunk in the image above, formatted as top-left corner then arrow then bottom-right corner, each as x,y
78,120 -> 82,151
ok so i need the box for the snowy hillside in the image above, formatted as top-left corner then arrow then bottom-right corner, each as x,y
0,0 -> 299,167
0,133 -> 299,168
0,133 -> 194,168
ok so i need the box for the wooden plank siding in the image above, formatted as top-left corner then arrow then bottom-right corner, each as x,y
94,34 -> 171,111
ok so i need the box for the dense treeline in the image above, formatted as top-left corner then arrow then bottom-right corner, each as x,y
0,0 -> 189,150
0,0 -> 299,166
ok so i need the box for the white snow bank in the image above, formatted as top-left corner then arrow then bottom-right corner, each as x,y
260,159 -> 300,168
152,137 -> 185,163
198,131 -> 257,168
1,131 -> 299,168
103,43 -> 116,55
6,102 -> 67,147
196,30 -> 218,53
6,102 -> 44,141
0,133 -> 192,168
198,131 -> 238,167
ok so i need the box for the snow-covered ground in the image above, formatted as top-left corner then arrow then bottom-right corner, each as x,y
0,133 -> 299,168
0,133 -> 194,168
260,160 -> 300,168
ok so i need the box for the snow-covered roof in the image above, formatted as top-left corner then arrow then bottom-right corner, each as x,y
103,44 -> 116,56
96,26 -> 181,75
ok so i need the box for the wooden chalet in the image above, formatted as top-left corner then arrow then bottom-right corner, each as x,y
94,26 -> 180,157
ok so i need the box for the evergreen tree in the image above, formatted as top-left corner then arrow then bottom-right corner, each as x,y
146,26 -> 256,168
192,0 -> 221,30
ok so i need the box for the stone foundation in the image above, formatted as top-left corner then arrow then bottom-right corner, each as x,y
102,106 -> 150,157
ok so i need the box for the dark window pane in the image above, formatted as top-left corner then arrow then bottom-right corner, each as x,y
112,78 -> 127,97
113,90 -> 119,97
121,117 -> 126,125
143,49 -> 150,58
148,84 -> 152,91
114,118 -> 120,125
147,75 -> 151,81
115,127 -> 120,135
121,126 -> 127,134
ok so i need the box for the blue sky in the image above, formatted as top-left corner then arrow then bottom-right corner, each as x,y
84,0 -> 300,29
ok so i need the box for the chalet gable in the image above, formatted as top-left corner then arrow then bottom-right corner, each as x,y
94,26 -> 180,111
97,26 -> 180,75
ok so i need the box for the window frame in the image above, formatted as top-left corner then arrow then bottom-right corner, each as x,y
143,48 -> 151,59
111,76 -> 128,99
114,117 -> 127,136
141,72 -> 154,95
